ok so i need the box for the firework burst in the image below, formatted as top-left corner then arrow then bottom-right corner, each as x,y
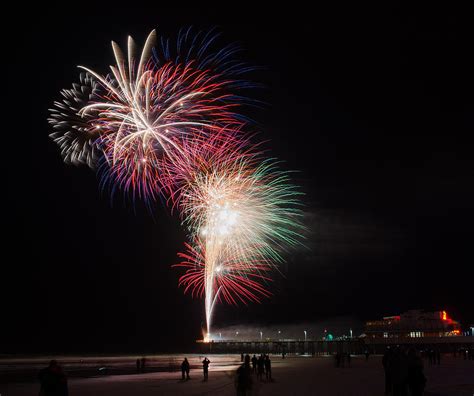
48,72 -> 102,168
50,29 -> 252,201
174,155 -> 304,335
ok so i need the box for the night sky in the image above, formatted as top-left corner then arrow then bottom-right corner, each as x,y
3,3 -> 473,353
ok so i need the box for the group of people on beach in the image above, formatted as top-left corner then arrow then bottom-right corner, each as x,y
235,353 -> 273,395
180,356 -> 210,381
241,352 -> 272,381
38,360 -> 68,396
334,351 -> 352,367
382,346 -> 426,396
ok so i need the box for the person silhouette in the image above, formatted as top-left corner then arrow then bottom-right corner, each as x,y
244,353 -> 251,369
251,355 -> 257,373
202,357 -> 210,380
38,360 -> 68,396
382,347 -> 393,395
235,363 -> 252,396
407,348 -> 426,396
181,358 -> 190,380
257,355 -> 264,381
264,355 -> 272,380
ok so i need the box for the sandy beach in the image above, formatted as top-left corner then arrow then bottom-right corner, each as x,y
2,354 -> 473,396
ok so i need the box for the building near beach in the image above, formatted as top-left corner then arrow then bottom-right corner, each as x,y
365,310 -> 461,339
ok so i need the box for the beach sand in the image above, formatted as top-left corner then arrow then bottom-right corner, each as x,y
1,354 -> 473,395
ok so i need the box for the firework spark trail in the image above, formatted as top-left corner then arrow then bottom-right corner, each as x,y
174,153 -> 304,337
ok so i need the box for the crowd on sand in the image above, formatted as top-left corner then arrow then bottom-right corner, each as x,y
35,346 -> 474,396
180,352 -> 272,395
381,345 -> 474,396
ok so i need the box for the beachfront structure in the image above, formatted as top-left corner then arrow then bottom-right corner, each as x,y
365,310 -> 461,339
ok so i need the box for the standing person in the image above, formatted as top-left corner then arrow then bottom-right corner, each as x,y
365,349 -> 370,361
335,352 -> 341,368
391,347 -> 408,396
264,355 -> 272,381
241,353 -> 244,362
406,348 -> 426,396
181,358 -> 190,380
38,360 -> 69,396
244,353 -> 251,369
382,347 -> 393,395
257,355 -> 265,381
251,354 -> 258,373
202,357 -> 210,381
235,363 -> 252,396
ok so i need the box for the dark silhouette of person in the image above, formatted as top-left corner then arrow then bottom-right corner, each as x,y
38,360 -> 68,396
136,358 -> 140,373
241,353 -> 244,362
257,354 -> 264,381
406,348 -> 426,396
282,351 -> 286,359
202,357 -> 210,380
181,358 -> 190,380
391,347 -> 408,396
251,355 -> 257,373
141,357 -> 146,372
382,347 -> 393,395
365,349 -> 370,361
244,353 -> 251,369
264,355 -> 272,381
235,363 -> 252,396
335,352 -> 341,368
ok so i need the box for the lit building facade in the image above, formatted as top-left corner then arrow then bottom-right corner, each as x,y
365,310 -> 461,339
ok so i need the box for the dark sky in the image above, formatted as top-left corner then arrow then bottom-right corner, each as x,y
3,3 -> 473,353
